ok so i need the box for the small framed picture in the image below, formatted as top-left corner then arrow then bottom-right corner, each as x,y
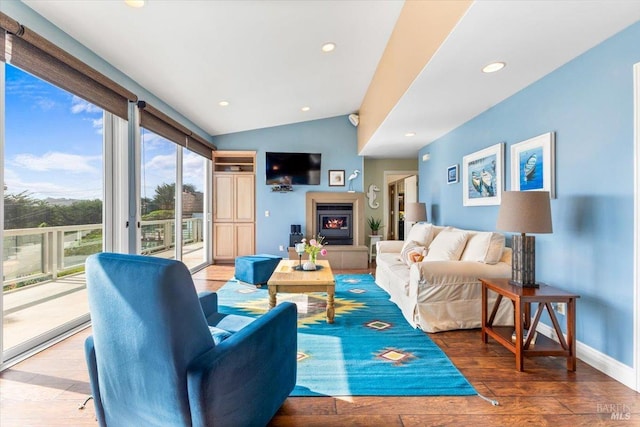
328,170 -> 345,186
447,164 -> 459,184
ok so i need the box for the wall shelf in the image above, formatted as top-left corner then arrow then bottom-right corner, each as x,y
213,150 -> 256,173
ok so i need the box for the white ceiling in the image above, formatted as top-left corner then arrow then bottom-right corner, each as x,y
21,0 -> 640,158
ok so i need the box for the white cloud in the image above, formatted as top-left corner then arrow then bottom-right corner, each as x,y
11,152 -> 101,174
4,167 -> 102,199
36,98 -> 57,111
92,117 -> 104,135
183,152 -> 205,188
145,153 -> 176,171
70,95 -> 102,114
141,131 -> 169,150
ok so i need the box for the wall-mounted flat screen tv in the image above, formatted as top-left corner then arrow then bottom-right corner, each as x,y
266,152 -> 322,185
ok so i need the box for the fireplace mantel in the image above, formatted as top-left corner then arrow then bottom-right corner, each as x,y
305,192 -> 365,246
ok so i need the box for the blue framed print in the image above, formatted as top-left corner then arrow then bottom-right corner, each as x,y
510,132 -> 555,198
462,143 -> 504,206
447,164 -> 459,184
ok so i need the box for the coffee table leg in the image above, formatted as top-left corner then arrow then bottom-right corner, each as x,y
327,287 -> 335,323
268,285 -> 276,309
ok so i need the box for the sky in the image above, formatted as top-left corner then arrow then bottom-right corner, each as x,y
4,64 -> 205,201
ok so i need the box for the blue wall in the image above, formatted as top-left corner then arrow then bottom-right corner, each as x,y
214,116 -> 363,256
418,22 -> 639,366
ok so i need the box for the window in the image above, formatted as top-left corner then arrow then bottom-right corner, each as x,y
2,64 -> 105,359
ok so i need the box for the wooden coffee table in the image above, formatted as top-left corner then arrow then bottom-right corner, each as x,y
267,259 -> 336,323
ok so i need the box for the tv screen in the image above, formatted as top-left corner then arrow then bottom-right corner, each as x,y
266,152 -> 322,185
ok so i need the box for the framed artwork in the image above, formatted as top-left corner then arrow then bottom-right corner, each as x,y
462,143 -> 504,206
510,132 -> 556,198
447,164 -> 459,184
328,170 -> 345,187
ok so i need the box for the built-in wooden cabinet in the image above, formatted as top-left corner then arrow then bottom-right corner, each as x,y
213,151 -> 256,262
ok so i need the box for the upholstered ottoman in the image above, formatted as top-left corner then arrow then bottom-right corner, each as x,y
234,254 -> 282,287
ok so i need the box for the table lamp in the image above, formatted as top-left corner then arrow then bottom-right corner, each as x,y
496,191 -> 552,287
405,202 -> 427,224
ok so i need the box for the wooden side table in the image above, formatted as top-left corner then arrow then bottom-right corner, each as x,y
480,277 -> 580,372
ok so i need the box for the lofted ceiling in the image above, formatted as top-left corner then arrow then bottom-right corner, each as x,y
21,0 -> 640,158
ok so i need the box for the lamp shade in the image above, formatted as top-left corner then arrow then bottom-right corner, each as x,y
496,191 -> 552,234
404,202 -> 427,223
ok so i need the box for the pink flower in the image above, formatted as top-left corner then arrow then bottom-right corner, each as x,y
301,238 -> 306,243
320,248 -> 327,256
309,239 -> 317,246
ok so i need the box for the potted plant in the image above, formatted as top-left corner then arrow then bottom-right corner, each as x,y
367,217 -> 383,235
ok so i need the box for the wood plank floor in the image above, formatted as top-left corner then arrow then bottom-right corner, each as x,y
1,264 -> 639,426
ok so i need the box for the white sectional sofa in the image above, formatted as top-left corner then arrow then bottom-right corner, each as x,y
375,223 -> 514,333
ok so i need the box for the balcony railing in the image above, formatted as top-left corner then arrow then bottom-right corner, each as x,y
3,218 -> 203,291
2,219 -> 205,357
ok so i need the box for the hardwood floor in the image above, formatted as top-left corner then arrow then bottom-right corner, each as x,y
1,264 -> 639,426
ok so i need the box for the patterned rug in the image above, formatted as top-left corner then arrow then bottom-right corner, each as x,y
216,273 -> 476,397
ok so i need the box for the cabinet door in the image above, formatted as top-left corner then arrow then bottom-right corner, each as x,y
213,175 -> 234,222
213,223 -> 235,260
235,175 -> 255,222
235,223 -> 255,257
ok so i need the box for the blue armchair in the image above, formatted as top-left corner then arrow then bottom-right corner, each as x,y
84,252 -> 297,427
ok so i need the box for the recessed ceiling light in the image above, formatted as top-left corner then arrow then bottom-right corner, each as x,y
482,62 -> 506,73
321,42 -> 336,53
301,106 -> 310,112
218,101 -> 229,107
405,132 -> 416,137
125,0 -> 145,8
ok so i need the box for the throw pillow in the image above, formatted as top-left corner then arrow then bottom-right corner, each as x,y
460,231 -> 506,264
424,229 -> 470,261
405,222 -> 434,247
407,250 -> 426,264
208,325 -> 232,345
400,240 -> 426,266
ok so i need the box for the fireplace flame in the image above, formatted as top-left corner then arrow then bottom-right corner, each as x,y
324,218 -> 344,229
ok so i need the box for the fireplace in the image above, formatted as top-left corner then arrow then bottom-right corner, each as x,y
316,203 -> 353,245
305,191 -> 365,248
299,192 -> 367,269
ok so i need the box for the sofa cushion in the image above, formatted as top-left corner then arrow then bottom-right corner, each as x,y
404,222 -> 434,247
400,240 -> 427,266
460,231 -> 506,264
424,229 -> 470,261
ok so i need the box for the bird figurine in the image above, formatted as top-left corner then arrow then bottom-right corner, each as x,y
347,169 -> 360,192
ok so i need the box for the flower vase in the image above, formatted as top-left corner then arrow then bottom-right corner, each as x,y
303,253 -> 317,271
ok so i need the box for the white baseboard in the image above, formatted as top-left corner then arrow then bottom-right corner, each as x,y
535,322 -> 637,391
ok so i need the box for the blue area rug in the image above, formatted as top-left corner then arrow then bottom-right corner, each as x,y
217,273 -> 476,397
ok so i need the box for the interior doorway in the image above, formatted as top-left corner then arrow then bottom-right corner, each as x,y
383,171 -> 418,240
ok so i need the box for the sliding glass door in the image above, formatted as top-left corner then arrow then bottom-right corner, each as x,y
2,64 -> 105,360
139,131 -> 210,269
181,147 -> 207,269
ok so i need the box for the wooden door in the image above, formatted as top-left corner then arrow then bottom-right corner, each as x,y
213,223 -> 235,260
235,175 -> 255,222
235,223 -> 255,256
213,175 -> 234,222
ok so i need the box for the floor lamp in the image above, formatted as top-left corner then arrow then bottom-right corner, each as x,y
496,191 -> 553,287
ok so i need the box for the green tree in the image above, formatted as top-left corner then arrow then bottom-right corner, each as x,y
151,183 -> 197,211
4,191 -> 51,229
153,183 -> 176,210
